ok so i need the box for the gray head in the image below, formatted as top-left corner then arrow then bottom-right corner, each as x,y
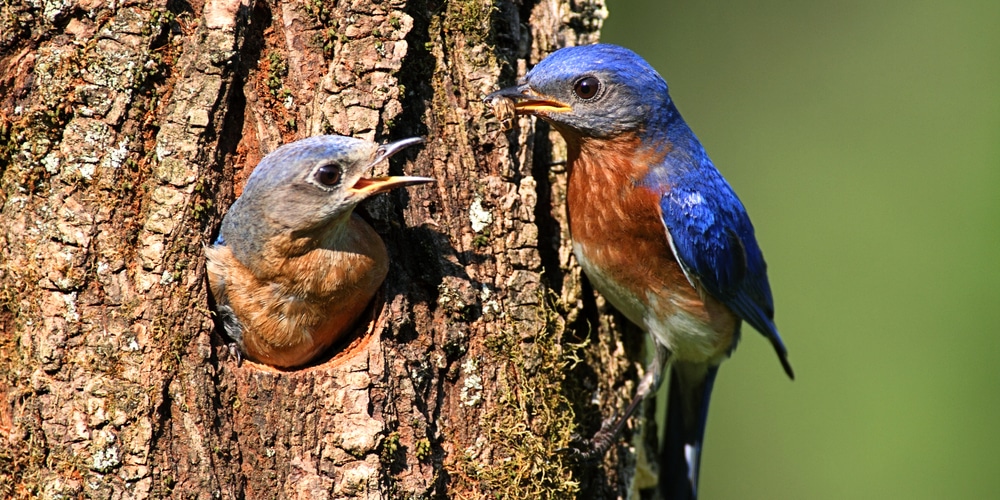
486,44 -> 674,139
217,135 -> 432,263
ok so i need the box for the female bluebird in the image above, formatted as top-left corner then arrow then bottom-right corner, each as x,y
487,44 -> 793,497
205,135 -> 433,369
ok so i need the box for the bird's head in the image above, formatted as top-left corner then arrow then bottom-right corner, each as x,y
487,44 -> 673,139
218,135 -> 432,260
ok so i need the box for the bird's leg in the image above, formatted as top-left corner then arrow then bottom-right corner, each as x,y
571,342 -> 669,461
214,305 -> 245,366
224,342 -> 243,366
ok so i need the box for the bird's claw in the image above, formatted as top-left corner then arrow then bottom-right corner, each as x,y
557,439 -> 600,464
558,418 -> 620,464
224,342 -> 243,366
557,445 -> 595,464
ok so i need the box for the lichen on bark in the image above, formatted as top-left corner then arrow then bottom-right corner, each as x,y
0,0 -> 655,498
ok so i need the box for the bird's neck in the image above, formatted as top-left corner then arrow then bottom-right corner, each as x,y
561,101 -> 700,174
232,212 -> 365,280
565,131 -> 669,185
641,100 -> 682,143
647,102 -> 713,178
564,132 -> 672,240
287,211 -> 355,253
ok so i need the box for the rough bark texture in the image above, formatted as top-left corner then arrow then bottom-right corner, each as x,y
0,0 -> 656,498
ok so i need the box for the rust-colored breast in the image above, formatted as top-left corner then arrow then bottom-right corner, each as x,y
205,214 -> 389,368
565,135 -> 736,360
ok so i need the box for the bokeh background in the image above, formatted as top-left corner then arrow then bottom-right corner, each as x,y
602,1 -> 1000,498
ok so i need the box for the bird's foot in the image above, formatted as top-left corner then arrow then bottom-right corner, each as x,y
558,416 -> 621,464
223,342 -> 243,366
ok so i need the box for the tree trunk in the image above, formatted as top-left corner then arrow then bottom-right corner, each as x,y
0,0 -> 655,498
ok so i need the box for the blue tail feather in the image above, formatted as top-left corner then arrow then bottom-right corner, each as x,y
661,362 -> 719,499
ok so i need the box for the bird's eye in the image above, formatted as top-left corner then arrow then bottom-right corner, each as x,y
314,163 -> 342,186
574,76 -> 600,99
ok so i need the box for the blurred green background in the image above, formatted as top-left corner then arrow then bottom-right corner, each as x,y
602,1 -> 1000,498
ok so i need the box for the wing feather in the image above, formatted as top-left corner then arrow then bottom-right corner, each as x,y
657,168 -> 793,378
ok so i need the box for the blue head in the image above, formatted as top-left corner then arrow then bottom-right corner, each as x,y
487,44 -> 677,139
217,135 -> 432,264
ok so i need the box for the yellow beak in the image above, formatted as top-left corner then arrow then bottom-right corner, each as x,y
349,176 -> 435,196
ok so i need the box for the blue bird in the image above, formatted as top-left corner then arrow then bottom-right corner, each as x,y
205,135 -> 433,368
487,44 -> 793,497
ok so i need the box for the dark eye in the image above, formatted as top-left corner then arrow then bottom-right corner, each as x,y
574,76 -> 600,99
314,163 -> 342,186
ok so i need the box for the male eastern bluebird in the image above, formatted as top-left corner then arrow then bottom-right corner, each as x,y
487,44 -> 793,498
205,135 -> 433,369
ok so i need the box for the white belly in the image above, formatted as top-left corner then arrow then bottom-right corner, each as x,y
574,241 -> 727,364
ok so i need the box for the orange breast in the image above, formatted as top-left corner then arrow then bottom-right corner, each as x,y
565,135 -> 736,361
205,214 -> 388,368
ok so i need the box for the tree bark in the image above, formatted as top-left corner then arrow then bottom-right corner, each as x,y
0,0 -> 655,498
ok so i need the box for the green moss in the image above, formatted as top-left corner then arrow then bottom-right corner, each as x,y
414,438 -> 432,462
190,198 -> 213,220
305,1 -> 339,59
444,0 -> 497,43
317,28 -> 337,58
460,289 -> 583,498
305,0 -> 333,25
159,314 -> 192,373
472,232 -> 489,248
158,474 -> 176,497
265,51 -> 288,98
144,9 -> 175,37
381,431 -> 401,465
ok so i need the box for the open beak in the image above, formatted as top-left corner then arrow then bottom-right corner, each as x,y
485,84 -> 573,115
368,136 -> 426,168
350,175 -> 435,196
351,137 -> 434,196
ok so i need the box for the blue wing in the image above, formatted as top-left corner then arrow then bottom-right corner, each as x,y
654,160 -> 793,378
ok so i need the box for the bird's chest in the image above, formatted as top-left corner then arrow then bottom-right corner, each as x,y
209,216 -> 390,367
264,217 -> 389,303
565,154 -> 683,322
566,145 -> 733,361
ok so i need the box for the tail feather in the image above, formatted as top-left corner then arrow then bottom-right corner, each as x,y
661,362 -> 719,500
